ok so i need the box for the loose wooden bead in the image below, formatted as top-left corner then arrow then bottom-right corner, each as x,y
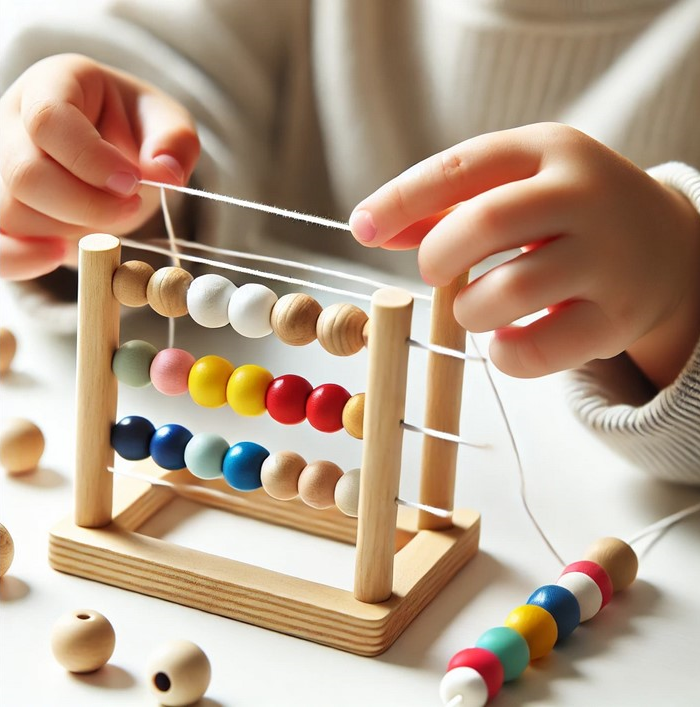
342,393 -> 365,439
556,572 -> 602,622
475,626 -> 530,683
0,418 -> 45,474
560,560 -> 613,608
147,266 -> 193,317
270,293 -> 322,346
527,584 -> 580,643
188,355 -> 235,408
583,537 -> 638,592
228,283 -> 278,338
186,273 -> 237,328
184,433 -> 228,480
316,302 -> 368,356
305,384 -> 351,433
112,260 -> 155,307
503,604 -> 558,660
297,460 -> 344,509
265,374 -> 313,424
51,609 -> 116,673
112,339 -> 158,387
439,667 -> 488,707
111,416 -> 156,461
150,348 -> 196,396
0,523 -> 14,577
150,424 -> 193,470
362,318 -> 370,347
147,639 -> 211,707
260,451 -> 307,500
0,327 -> 17,375
226,364 -> 274,416
447,647 -> 504,701
223,441 -> 269,491
334,467 -> 361,517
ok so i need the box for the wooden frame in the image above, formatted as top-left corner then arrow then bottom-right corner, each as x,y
49,233 -> 480,656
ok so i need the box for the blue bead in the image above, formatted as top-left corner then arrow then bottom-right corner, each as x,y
527,584 -> 580,643
150,424 -> 193,470
222,442 -> 269,491
111,416 -> 155,460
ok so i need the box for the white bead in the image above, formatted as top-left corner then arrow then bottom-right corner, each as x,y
556,571 -> 603,621
439,667 -> 489,707
334,468 -> 361,517
187,274 -> 237,328
228,283 -> 278,338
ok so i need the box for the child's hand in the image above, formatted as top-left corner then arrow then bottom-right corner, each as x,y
349,123 -> 700,388
0,54 -> 200,280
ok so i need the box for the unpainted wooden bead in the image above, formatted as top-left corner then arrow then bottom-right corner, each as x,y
147,266 -> 193,317
260,451 -> 307,500
0,327 -> 17,375
270,293 -> 322,346
316,302 -> 368,356
342,393 -> 365,439
362,318 -> 370,347
228,283 -> 278,338
334,468 -> 361,517
147,639 -> 211,707
298,460 -> 344,509
0,523 -> 15,577
51,609 -> 116,673
583,537 -> 638,592
186,273 -> 237,328
0,418 -> 45,474
112,260 -> 155,307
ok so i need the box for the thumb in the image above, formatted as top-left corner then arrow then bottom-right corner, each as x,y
0,235 -> 67,281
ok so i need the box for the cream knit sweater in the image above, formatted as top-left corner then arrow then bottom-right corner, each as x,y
2,0 -> 700,483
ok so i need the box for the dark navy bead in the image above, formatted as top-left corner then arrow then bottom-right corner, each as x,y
111,416 -> 155,460
149,424 -> 193,470
527,584 -> 581,643
222,441 -> 269,491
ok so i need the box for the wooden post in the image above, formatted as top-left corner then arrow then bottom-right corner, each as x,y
74,234 -> 121,527
418,274 -> 468,530
354,288 -> 413,603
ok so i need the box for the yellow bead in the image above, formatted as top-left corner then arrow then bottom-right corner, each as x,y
0,523 -> 14,577
0,327 -> 17,375
51,609 -> 116,673
226,364 -> 274,416
147,640 -> 211,707
0,417 -> 45,474
583,537 -> 638,592
316,303 -> 368,356
188,355 -> 234,408
504,604 -> 558,660
342,393 -> 365,439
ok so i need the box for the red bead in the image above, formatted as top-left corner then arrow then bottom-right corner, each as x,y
447,647 -> 504,701
560,560 -> 613,607
265,375 -> 313,425
305,384 -> 351,433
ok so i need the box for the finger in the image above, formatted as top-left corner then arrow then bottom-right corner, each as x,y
453,236 -> 584,332
0,192 -> 87,238
349,124 -> 544,246
381,208 -> 455,251
0,234 -> 67,281
417,174 -> 568,286
489,300 -> 620,378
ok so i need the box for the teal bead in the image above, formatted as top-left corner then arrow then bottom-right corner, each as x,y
475,626 -> 530,682
184,434 -> 228,480
112,340 -> 158,387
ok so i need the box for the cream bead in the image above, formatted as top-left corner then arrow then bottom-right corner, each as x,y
0,327 -> 17,375
187,273 -> 237,328
51,609 -> 116,673
228,283 -> 278,338
260,451 -> 306,500
147,639 -> 211,707
439,667 -> 489,707
583,536 -> 638,592
334,468 -> 361,517
270,293 -> 322,346
298,460 -> 344,509
0,523 -> 14,577
147,267 -> 193,318
556,571 -> 603,622
0,418 -> 45,475
316,303 -> 368,356
112,260 -> 155,307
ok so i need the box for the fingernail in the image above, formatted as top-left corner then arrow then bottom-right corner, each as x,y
153,154 -> 184,183
349,209 -> 377,243
106,171 -> 139,196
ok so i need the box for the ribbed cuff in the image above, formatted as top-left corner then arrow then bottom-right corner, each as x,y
647,161 -> 700,216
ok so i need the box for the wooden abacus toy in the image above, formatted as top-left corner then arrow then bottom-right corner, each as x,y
49,233 -> 480,656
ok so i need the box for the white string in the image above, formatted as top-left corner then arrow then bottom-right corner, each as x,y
627,501 -> 700,546
408,338 -> 485,362
160,186 -> 180,349
446,697 -> 463,707
396,498 -> 452,518
401,421 -> 488,449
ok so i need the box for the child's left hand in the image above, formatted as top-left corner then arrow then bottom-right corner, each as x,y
349,123 -> 700,388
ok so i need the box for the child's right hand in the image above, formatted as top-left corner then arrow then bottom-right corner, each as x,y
0,53 -> 200,280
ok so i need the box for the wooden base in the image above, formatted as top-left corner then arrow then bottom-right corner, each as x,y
49,463 -> 480,656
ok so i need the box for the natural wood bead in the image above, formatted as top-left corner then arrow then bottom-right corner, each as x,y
260,451 -> 307,500
316,303 -> 368,356
270,293 -> 322,346
583,537 -> 638,592
51,609 -> 116,673
362,318 -> 370,347
112,260 -> 155,307
298,460 -> 344,509
147,266 -> 193,317
0,418 -> 45,474
147,640 -> 211,707
334,468 -> 361,517
0,327 -> 17,375
342,393 -> 365,439
0,522 -> 14,577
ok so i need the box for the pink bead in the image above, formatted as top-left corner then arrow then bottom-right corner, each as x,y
150,349 -> 196,396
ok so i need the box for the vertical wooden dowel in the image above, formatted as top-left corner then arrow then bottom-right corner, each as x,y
354,288 -> 413,603
418,274 -> 468,530
75,234 -> 121,527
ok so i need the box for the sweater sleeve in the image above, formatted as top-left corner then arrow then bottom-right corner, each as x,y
566,162 -> 700,485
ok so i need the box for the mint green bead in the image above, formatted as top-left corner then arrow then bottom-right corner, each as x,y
112,340 -> 158,387
184,434 -> 228,479
475,626 -> 530,682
